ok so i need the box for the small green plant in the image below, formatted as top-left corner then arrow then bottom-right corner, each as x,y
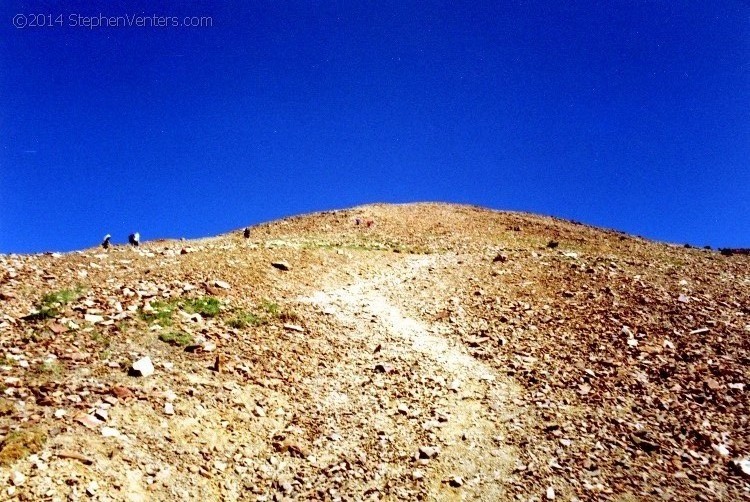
34,361 -> 63,376
0,398 -> 15,416
140,300 -> 175,326
158,331 -> 194,347
28,288 -> 83,320
0,356 -> 16,367
279,309 -> 301,324
228,311 -> 265,329
90,331 -> 111,348
183,296 -> 221,317
261,300 -> 280,317
0,428 -> 47,466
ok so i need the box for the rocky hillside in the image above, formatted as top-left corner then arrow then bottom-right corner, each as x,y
0,203 -> 748,501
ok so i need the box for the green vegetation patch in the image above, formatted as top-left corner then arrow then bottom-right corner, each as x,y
158,331 -> 195,347
227,311 -> 265,329
183,296 -> 221,317
28,288 -> 84,320
139,300 -> 175,326
0,428 -> 47,466
34,360 -> 64,376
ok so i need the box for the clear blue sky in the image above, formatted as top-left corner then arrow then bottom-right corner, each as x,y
1,1 -> 748,253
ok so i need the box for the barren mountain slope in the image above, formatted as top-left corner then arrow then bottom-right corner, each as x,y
0,203 -> 748,501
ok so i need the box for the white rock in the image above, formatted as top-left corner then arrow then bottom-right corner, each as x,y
131,356 -> 154,377
214,280 -> 231,289
546,486 -> 555,500
101,426 -> 120,437
86,481 -> 99,496
10,471 -> 25,486
713,444 -> 730,457
164,402 -> 175,415
83,314 -> 104,324
738,457 -> 750,476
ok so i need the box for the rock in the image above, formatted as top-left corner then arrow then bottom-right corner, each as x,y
271,261 -> 290,271
77,414 -> 104,429
131,356 -> 155,377
274,439 -> 310,458
10,471 -> 26,486
214,280 -> 231,290
448,476 -> 464,487
48,322 -> 68,334
101,427 -> 120,438
111,386 -> 134,399
412,469 -> 424,480
86,481 -> 99,496
212,354 -> 225,373
374,363 -> 395,374
164,402 -> 175,415
677,294 -> 690,303
84,314 -> 104,324
57,451 -> 94,465
493,254 -> 508,263
731,457 -> 750,477
418,446 -> 439,459
283,323 -> 304,333
546,486 -> 555,500
93,409 -> 108,422
706,378 -> 722,391
547,240 -> 559,249
689,327 -> 710,336
712,444 -> 730,457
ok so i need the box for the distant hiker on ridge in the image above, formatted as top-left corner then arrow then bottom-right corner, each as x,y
243,228 -> 251,238
128,232 -> 140,247
101,234 -> 111,249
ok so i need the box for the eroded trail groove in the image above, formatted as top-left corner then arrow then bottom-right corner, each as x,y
300,255 -> 520,500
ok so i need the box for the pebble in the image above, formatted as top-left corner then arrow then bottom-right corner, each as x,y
271,261 -> 291,271
164,402 -> 175,415
214,280 -> 231,289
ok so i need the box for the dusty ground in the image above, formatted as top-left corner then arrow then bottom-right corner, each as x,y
0,203 -> 748,501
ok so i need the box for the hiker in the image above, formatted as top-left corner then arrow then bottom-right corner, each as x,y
101,234 -> 111,249
128,232 -> 140,247
243,228 -> 251,238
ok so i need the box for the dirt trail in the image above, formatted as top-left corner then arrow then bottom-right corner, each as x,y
300,254 -> 520,500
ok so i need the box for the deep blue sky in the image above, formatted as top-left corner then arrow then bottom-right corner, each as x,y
1,1 -> 748,253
